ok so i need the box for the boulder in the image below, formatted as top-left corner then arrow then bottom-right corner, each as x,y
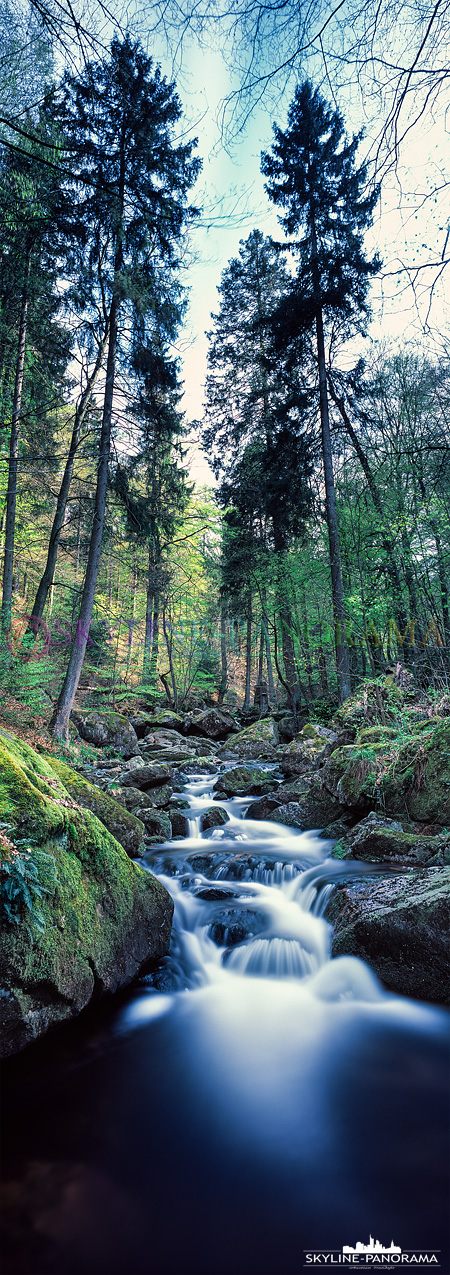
331,811 -> 450,866
280,723 -> 338,776
214,766 -> 278,797
170,810 -> 190,838
70,710 -> 140,759
47,758 -> 146,859
0,731 -> 173,1058
323,719 -> 450,825
130,711 -> 185,736
208,907 -> 266,947
186,708 -> 237,740
201,806 -> 230,831
219,717 -> 279,759
245,795 -> 282,820
325,867 -> 450,1004
118,762 -> 174,790
141,810 -> 172,843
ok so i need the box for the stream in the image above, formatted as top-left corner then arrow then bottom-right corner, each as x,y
1,766 -> 449,1275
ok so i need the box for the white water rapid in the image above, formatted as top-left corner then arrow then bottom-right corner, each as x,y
2,765 -> 448,1275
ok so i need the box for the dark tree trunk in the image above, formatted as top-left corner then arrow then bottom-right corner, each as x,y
310,209 -> 351,703
261,587 -> 276,701
30,330 -> 108,623
1,252 -> 30,631
50,294 -> 120,741
243,592 -> 252,710
218,606 -> 228,705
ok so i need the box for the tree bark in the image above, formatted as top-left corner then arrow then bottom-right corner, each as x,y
309,206 -> 351,703
218,606 -> 228,704
30,330 -> 109,623
50,294 -> 120,740
243,592 -> 252,710
1,250 -> 31,631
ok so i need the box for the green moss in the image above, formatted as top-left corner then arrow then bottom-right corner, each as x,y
47,757 -> 145,857
356,726 -> 397,744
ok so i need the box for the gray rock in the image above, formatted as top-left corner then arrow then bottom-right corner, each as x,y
118,763 -> 174,789
280,723 -> 338,776
214,766 -> 278,798
70,710 -> 140,759
219,717 -> 279,759
325,866 -> 450,1004
331,810 -> 450,866
170,810 -> 190,838
201,806 -> 230,831
186,708 -> 238,740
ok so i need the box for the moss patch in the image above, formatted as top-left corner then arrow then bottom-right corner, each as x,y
47,757 -> 146,858
0,729 -> 173,1057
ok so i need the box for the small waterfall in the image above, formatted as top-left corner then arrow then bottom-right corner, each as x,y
188,815 -> 201,837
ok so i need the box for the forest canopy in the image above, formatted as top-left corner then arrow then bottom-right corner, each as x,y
0,1 -> 449,736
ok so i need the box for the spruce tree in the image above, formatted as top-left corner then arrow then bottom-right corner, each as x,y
262,81 -> 380,703
49,35 -> 200,740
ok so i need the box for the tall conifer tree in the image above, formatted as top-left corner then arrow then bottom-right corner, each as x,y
262,81 -> 380,702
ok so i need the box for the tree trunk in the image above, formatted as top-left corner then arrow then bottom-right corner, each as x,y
218,606 -> 228,704
309,208 -> 351,703
30,330 -> 109,623
50,294 -> 120,741
261,586 -> 276,701
243,592 -> 252,710
1,251 -> 30,631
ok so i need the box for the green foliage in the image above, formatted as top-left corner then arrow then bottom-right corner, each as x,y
0,828 -> 58,934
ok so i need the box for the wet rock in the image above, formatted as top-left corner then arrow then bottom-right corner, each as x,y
280,723 -> 338,776
324,866 -> 450,1004
141,810 -> 172,842
70,710 -> 140,759
208,907 -> 267,947
245,795 -> 282,820
201,806 -> 230,831
331,811 -> 450,866
246,778 -> 341,830
214,766 -> 278,797
146,784 -> 174,810
194,885 -> 238,901
170,810 -> 190,838
219,717 -> 279,760
118,763 -> 174,790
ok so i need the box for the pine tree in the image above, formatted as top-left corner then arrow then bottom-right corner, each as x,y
262,80 -> 380,703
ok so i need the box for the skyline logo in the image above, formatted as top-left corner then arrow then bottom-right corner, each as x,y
303,1237 -> 441,1266
343,1239 -> 401,1256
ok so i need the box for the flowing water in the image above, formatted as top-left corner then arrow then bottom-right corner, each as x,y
1,767 -> 449,1275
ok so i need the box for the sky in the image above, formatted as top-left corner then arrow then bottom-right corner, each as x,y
157,31 -> 449,485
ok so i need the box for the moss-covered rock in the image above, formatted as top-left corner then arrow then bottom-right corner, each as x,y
331,678 -> 405,735
47,757 -> 146,858
71,710 -> 140,758
214,766 -> 278,797
219,718 -> 279,759
331,811 -> 450,865
324,866 -> 450,1004
323,719 -> 450,825
0,731 -> 173,1057
280,723 -> 338,775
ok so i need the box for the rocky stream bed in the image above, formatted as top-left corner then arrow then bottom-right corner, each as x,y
0,685 -> 449,1273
